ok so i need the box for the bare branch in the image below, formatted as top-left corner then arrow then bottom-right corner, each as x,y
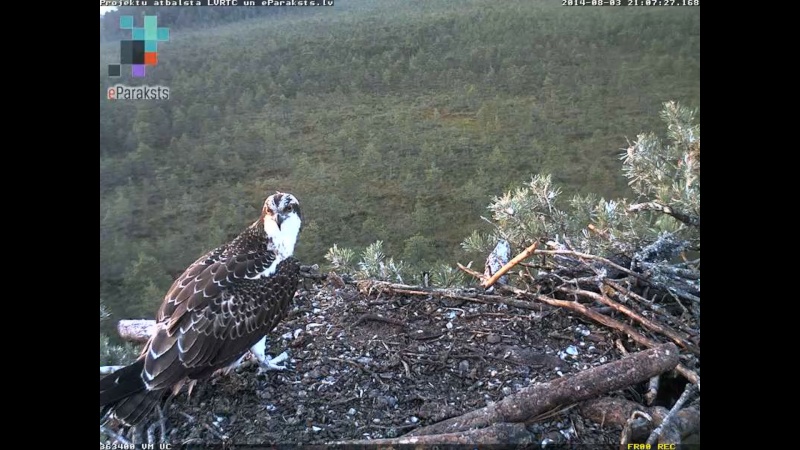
483,241 -> 539,289
628,201 -> 700,228
646,383 -> 697,445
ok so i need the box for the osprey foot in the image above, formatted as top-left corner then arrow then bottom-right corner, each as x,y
257,351 -> 293,372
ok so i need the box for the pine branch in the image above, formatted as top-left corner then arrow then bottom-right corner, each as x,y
628,201 -> 700,228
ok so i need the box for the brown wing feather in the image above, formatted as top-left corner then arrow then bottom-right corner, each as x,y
141,242 -> 299,391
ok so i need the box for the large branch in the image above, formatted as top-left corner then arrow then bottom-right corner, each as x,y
405,343 -> 679,437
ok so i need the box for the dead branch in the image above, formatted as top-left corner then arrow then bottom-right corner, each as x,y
100,425 -> 133,446
557,287 -> 699,356
621,410 -> 652,448
646,383 -> 697,445
534,249 -> 647,282
336,422 -> 534,446
454,263 -> 700,388
496,286 -> 700,387
603,279 -> 696,334
581,397 -> 699,445
365,278 -> 551,313
405,343 -> 679,437
483,241 -> 539,289
351,313 -> 405,329
645,376 -> 660,406
628,201 -> 700,228
118,319 -> 156,343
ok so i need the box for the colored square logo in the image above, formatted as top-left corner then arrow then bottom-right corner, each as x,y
108,15 -> 168,79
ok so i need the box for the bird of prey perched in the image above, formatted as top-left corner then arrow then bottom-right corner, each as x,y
100,192 -> 303,426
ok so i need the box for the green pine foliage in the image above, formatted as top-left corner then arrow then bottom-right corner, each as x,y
463,101 -> 700,284
100,301 -> 138,366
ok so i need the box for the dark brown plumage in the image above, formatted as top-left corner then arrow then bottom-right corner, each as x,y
101,192 -> 302,426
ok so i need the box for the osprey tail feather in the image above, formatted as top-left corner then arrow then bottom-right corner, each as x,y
100,359 -> 161,424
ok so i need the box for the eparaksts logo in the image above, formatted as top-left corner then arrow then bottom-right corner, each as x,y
107,84 -> 170,100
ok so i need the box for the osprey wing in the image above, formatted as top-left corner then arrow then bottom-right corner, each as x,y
142,249 -> 299,390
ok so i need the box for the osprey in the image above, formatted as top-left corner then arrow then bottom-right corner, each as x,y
100,192 -> 303,425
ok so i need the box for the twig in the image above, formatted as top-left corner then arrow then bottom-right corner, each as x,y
533,249 -> 648,282
370,276 -> 548,313
483,242 -> 539,289
497,284 -> 700,387
645,383 -> 697,445
603,279 -> 696,335
556,287 -> 699,356
581,397 -> 700,443
328,357 -> 384,384
351,313 -> 405,329
330,396 -> 360,406
147,422 -> 157,447
369,423 -> 419,431
202,422 -> 228,441
100,425 -> 132,446
158,404 -> 167,445
620,410 -> 652,448
587,223 -> 610,239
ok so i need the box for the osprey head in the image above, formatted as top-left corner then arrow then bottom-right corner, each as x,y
262,192 -> 302,258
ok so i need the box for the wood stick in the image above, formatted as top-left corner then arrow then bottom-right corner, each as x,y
118,319 -> 156,343
645,375 -> 660,406
405,344 -> 679,437
628,201 -> 700,228
646,383 -> 697,445
483,242 -> 539,289
535,291 -> 699,387
496,285 -> 700,387
557,287 -> 699,356
580,397 -> 700,444
533,249 -> 647,282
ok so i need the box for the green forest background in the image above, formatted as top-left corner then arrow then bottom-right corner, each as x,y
99,0 -> 700,328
